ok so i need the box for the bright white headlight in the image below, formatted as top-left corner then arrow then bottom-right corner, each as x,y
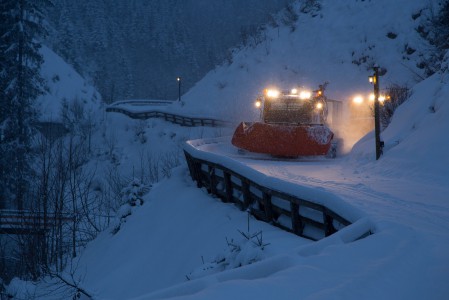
266,89 -> 280,98
299,90 -> 311,100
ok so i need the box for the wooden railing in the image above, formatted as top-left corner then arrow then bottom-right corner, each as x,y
0,209 -> 73,235
184,151 -> 352,241
106,106 -> 226,127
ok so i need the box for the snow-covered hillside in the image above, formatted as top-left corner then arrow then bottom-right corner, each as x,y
178,0 -> 432,122
5,0 -> 449,299
37,46 -> 102,122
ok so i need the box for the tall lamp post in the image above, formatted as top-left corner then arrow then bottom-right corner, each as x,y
176,77 -> 182,101
369,67 -> 383,160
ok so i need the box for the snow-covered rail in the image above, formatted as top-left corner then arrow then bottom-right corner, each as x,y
184,141 -> 353,241
106,106 -> 226,127
0,209 -> 72,235
109,99 -> 173,106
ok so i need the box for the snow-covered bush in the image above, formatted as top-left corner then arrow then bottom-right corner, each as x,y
111,179 -> 151,234
187,230 -> 270,281
419,0 -> 449,75
380,84 -> 411,129
121,178 -> 149,207
133,120 -> 147,144
282,4 -> 299,32
300,0 -> 321,16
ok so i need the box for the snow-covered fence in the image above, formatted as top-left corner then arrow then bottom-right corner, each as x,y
106,106 -> 226,127
184,152 -> 351,241
0,209 -> 73,235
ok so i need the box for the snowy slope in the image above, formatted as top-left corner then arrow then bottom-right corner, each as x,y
7,1 -> 449,299
352,73 -> 449,180
64,1 -> 448,299
37,45 -> 102,122
176,0 -> 432,123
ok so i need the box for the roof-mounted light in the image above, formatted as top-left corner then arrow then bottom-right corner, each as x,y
353,95 -> 364,104
299,90 -> 312,100
265,89 -> 280,98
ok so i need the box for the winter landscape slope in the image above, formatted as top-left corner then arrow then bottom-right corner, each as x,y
6,0 -> 449,299
177,0 -> 431,122
73,0 -> 448,299
37,45 -> 102,122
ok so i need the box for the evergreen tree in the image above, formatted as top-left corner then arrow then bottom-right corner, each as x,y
433,0 -> 449,53
0,0 -> 49,210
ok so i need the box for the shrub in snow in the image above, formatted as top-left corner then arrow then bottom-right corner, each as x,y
187,230 -> 270,281
133,120 -> 147,144
121,178 -> 149,206
420,0 -> 449,75
380,84 -> 411,129
282,4 -> 299,32
300,0 -> 322,16
111,179 -> 151,234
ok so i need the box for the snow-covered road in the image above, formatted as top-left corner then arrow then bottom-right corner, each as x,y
189,137 -> 449,238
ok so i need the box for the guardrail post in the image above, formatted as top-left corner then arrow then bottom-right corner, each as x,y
241,179 -> 251,210
194,162 -> 203,188
223,172 -> 233,203
184,152 -> 194,179
262,192 -> 273,221
290,202 -> 303,235
184,152 -> 203,188
208,166 -> 217,194
324,211 -> 336,237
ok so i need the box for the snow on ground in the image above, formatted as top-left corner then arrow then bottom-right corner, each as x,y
37,45 -> 102,122
7,0 -> 449,299
172,73 -> 449,299
175,0 -> 434,123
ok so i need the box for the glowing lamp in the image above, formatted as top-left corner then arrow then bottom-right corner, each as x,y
353,95 -> 364,104
266,89 -> 280,98
299,90 -> 312,100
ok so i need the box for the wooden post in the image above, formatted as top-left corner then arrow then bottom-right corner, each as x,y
208,166 -> 217,194
323,212 -> 336,237
192,161 -> 203,188
223,172 -> 233,203
184,152 -> 196,180
241,179 -> 252,209
262,192 -> 273,221
290,202 -> 303,235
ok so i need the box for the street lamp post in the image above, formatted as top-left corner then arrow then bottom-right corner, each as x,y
176,77 -> 181,101
369,67 -> 382,160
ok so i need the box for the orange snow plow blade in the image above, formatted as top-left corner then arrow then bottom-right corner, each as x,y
231,122 -> 334,157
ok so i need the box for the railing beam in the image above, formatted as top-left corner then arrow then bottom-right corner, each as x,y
182,150 -> 352,241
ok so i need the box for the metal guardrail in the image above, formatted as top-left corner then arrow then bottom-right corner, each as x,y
183,151 -> 352,241
106,106 -> 226,127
